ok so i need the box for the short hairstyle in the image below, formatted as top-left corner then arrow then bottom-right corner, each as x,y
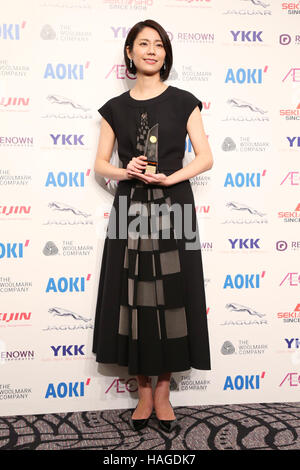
123,19 -> 173,81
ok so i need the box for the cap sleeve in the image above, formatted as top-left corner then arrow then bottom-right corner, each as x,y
183,91 -> 203,126
98,99 -> 115,133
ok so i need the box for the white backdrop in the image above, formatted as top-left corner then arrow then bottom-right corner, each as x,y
0,0 -> 300,416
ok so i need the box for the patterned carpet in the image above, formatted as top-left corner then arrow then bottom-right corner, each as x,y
1,402 -> 300,451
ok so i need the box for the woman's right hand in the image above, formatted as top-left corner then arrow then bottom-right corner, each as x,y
126,155 -> 148,181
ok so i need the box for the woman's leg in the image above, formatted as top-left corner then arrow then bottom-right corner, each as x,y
131,374 -> 154,419
153,372 -> 176,420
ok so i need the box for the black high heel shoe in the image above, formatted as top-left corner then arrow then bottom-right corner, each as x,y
157,401 -> 178,433
129,407 -> 153,431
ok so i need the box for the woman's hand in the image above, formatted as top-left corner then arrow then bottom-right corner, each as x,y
126,155 -> 171,186
126,155 -> 149,183
142,172 -> 171,186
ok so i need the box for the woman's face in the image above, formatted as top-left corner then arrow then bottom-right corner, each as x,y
127,26 -> 166,76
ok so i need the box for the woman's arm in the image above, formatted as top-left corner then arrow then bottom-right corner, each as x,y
94,118 -> 129,181
165,106 -> 213,186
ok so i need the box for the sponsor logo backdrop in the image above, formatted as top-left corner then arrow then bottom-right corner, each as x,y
0,0 -> 299,416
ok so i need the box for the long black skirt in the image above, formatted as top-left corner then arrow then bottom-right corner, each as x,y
92,177 -> 211,376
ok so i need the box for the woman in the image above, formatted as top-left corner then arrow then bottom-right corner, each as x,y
93,19 -> 213,433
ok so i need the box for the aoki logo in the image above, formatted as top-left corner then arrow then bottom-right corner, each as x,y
224,171 -> 266,187
45,274 -> 91,293
224,271 -> 265,289
225,66 -> 268,84
0,23 -> 24,40
44,63 -> 89,80
49,135 -> 85,146
0,241 -> 29,258
45,170 -> 91,187
223,372 -> 265,390
45,378 -> 90,398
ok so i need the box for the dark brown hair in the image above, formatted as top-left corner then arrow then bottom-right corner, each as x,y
123,19 -> 173,81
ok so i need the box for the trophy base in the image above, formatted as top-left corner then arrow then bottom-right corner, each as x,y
144,162 -> 157,174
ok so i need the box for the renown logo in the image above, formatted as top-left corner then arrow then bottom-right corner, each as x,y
45,378 -> 91,398
224,372 -> 265,390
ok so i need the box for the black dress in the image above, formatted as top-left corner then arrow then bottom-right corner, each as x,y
92,85 -> 211,376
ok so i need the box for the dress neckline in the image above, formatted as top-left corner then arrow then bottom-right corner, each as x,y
125,85 -> 173,106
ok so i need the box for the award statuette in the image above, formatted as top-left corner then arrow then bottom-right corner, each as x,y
143,123 -> 159,175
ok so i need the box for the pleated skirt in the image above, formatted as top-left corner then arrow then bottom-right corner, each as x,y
92,177 -> 211,376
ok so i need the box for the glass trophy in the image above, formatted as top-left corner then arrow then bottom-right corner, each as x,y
143,123 -> 158,175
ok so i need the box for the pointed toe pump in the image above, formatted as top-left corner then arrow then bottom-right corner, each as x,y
158,417 -> 178,433
157,401 -> 178,433
129,408 -> 153,431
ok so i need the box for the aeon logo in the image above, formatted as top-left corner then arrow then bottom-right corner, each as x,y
0,22 -> 25,40
224,171 -> 266,187
279,273 -> 300,287
45,378 -> 91,398
224,271 -> 265,289
223,372 -> 265,390
45,170 -> 91,187
280,172 -> 300,185
44,62 -> 90,80
105,64 -> 135,80
105,378 -> 138,394
230,31 -> 263,42
45,274 -> 91,293
282,68 -> 300,82
225,66 -> 268,84
279,373 -> 300,387
0,241 -> 29,259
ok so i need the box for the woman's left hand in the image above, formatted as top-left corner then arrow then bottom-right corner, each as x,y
126,168 -> 171,186
144,172 -> 171,186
